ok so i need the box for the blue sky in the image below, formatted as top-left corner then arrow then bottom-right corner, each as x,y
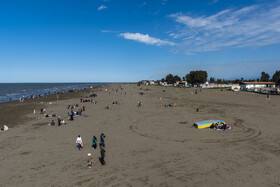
0,0 -> 280,82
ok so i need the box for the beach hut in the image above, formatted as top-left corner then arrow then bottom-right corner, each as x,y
193,120 -> 225,129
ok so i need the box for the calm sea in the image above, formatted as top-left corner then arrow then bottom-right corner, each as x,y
0,83 -> 107,103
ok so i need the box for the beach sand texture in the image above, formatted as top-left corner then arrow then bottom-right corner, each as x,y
0,84 -> 280,186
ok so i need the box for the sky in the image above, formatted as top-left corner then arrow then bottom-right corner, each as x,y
1,0 -> 280,82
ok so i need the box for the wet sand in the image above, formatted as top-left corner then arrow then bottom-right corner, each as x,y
0,84 -> 280,186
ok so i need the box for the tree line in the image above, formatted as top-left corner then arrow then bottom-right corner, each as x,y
160,70 -> 280,85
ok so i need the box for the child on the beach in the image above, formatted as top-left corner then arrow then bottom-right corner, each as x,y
87,153 -> 93,168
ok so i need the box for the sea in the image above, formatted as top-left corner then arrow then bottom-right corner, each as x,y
0,83 -> 107,103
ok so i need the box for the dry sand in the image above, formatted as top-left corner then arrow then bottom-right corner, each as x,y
0,84 -> 280,186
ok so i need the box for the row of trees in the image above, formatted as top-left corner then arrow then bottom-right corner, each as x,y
161,71 -> 208,85
160,70 -> 280,85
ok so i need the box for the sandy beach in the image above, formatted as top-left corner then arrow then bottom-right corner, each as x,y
0,84 -> 280,186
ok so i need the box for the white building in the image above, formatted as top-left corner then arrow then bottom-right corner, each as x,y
240,82 -> 276,89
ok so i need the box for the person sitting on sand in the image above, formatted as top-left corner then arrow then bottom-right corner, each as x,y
1,125 -> 8,131
87,153 -> 93,168
92,136 -> 97,149
76,135 -> 83,150
50,120 -> 56,126
61,119 -> 66,125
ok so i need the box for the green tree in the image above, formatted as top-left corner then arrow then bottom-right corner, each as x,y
261,72 -> 270,82
173,75 -> 181,83
209,77 -> 215,83
272,70 -> 280,85
185,70 -> 208,85
234,79 -> 241,84
165,73 -> 174,84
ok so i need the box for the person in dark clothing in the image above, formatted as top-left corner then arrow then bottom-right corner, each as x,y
92,136 -> 97,149
50,120 -> 55,126
100,146 -> 106,165
100,133 -> 106,147
58,116 -> 61,126
70,113 -> 74,121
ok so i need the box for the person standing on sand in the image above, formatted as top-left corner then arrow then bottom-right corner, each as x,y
100,133 -> 106,147
58,116 -> 61,126
267,93 -> 270,101
76,135 -> 83,150
100,146 -> 106,165
92,136 -> 97,149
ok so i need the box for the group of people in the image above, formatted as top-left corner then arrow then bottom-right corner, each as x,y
67,106 -> 87,120
112,101 -> 120,105
211,122 -> 231,130
76,133 -> 107,167
164,104 -> 173,107
49,116 -> 66,126
67,104 -> 79,109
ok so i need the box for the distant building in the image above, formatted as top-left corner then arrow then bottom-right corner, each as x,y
177,81 -> 189,87
240,82 -> 276,89
201,83 -> 239,88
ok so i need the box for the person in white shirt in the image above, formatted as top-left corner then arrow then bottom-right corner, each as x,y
76,135 -> 83,150
1,125 -> 8,131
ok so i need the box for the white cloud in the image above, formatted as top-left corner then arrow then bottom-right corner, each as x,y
168,2 -> 280,54
119,32 -> 175,46
98,5 -> 107,11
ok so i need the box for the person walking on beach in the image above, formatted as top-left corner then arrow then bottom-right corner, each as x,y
76,135 -> 83,150
100,133 -> 106,147
92,136 -> 97,149
100,146 -> 106,165
266,93 -> 270,101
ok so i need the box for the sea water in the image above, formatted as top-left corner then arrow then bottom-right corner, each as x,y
0,83 -> 106,103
